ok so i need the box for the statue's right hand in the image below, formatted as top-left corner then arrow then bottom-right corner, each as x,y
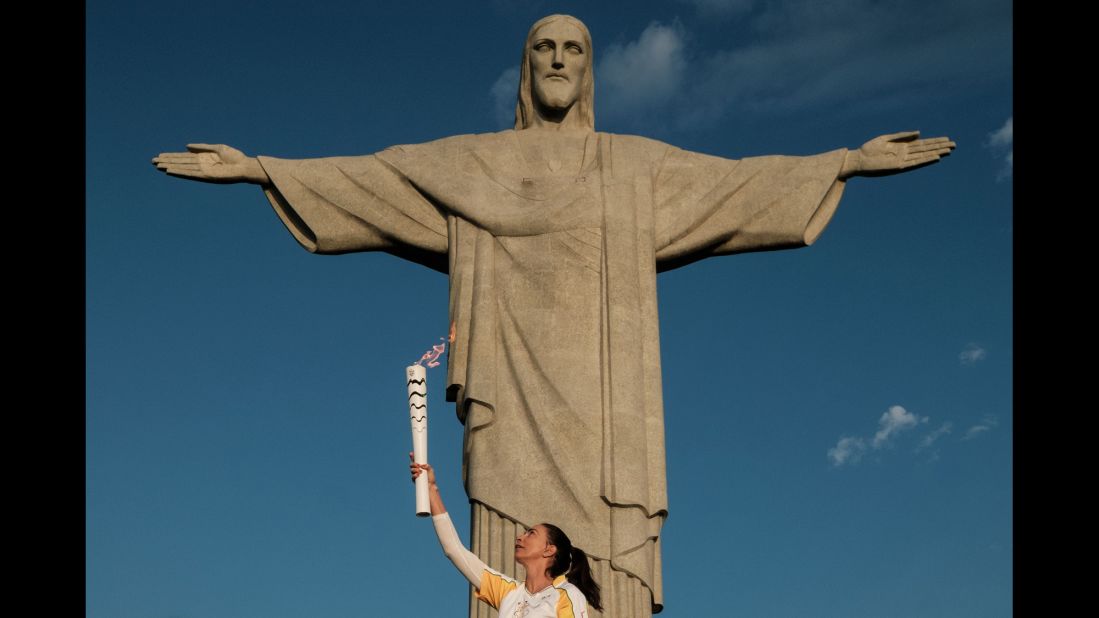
151,143 -> 267,184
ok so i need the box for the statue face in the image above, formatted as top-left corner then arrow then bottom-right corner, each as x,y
528,20 -> 588,112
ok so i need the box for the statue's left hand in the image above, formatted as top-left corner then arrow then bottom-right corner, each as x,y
151,143 -> 269,185
842,131 -> 956,179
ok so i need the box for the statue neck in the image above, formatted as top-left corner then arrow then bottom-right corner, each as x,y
530,99 -> 588,132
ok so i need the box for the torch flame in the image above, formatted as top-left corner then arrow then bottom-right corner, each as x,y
414,336 -> 448,368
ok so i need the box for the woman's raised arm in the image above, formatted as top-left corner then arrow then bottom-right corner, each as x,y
410,454 -> 490,588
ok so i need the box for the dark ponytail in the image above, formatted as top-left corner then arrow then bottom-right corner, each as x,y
541,523 -> 603,612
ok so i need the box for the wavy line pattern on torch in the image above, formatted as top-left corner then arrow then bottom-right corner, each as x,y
411,415 -> 426,423
410,403 -> 426,410
407,378 -> 426,386
408,391 -> 427,400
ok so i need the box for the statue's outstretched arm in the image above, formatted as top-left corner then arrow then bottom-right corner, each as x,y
839,131 -> 956,180
151,143 -> 270,185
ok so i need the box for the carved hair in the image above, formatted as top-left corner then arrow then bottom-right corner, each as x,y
514,14 -> 595,130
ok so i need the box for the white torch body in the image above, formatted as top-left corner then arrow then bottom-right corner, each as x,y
406,365 -> 430,517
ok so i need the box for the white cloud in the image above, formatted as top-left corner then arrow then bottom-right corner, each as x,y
988,116 -> 1013,180
872,405 -> 926,449
959,343 -> 988,366
829,405 -> 930,466
828,436 -> 867,467
830,405 -> 997,466
490,66 -> 520,129
989,116 -> 1012,146
917,421 -> 953,450
964,425 -> 990,439
598,21 -> 688,122
595,0 -> 1010,130
964,415 -> 999,440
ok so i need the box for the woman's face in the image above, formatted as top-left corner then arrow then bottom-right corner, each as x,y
514,524 -> 556,562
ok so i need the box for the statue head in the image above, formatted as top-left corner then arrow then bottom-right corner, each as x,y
515,14 -> 595,130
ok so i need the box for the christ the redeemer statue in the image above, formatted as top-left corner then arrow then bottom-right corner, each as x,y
153,14 -> 954,617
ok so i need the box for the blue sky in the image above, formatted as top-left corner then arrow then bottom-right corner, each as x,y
87,1 -> 1012,616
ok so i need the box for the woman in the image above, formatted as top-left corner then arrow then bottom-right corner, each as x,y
410,453 -> 602,617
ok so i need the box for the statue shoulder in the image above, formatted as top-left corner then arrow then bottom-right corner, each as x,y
380,130 -> 513,160
598,132 -> 678,166
599,132 -> 671,149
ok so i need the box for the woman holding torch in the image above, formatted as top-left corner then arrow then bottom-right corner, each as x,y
410,455 -> 602,617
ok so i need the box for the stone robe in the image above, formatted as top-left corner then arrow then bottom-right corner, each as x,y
256,130 -> 848,615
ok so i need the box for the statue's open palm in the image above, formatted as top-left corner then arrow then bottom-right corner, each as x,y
152,144 -> 265,184
854,131 -> 956,177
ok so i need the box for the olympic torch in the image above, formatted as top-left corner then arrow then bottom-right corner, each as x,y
406,364 -> 430,517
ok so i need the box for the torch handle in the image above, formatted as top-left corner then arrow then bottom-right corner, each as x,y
412,427 -> 430,517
